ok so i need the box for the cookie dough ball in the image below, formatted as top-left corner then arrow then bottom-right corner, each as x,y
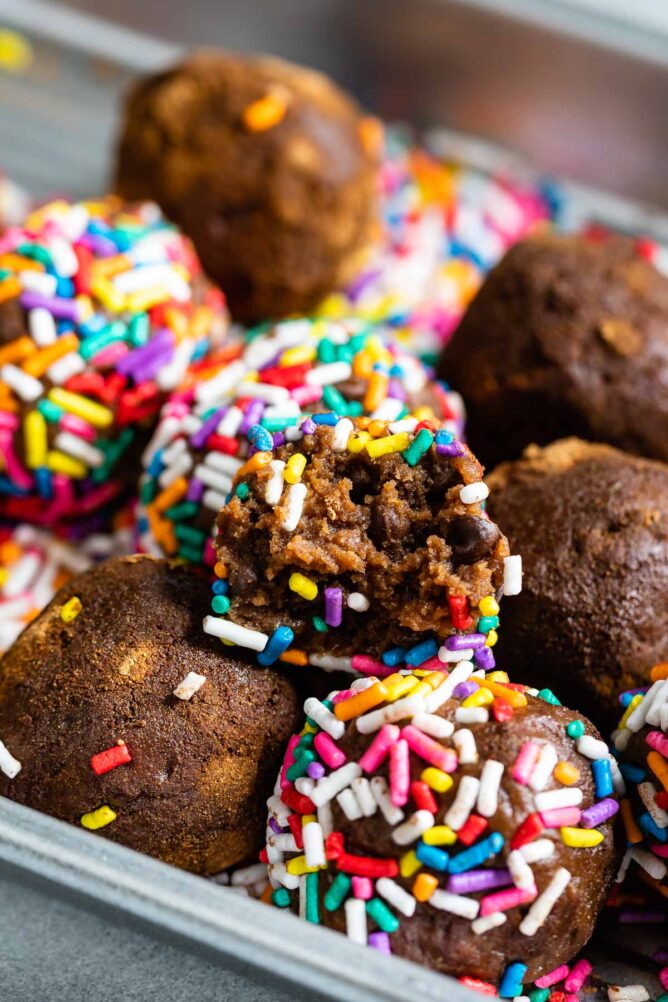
487,438 -> 668,725
267,663 -> 619,987
0,555 -> 300,874
139,316 -> 465,566
612,665 -> 668,902
115,51 -> 381,323
0,198 -> 229,527
438,234 -> 668,469
208,414 -> 514,666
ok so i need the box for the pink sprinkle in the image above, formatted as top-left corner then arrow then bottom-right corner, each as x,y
389,738 -> 410,807
0,431 -> 32,490
652,844 -> 668,858
647,730 -> 668,757
564,959 -> 592,993
0,411 -> 19,431
352,876 -> 373,900
332,689 -> 356,704
91,341 -> 129,368
280,734 -> 300,790
59,413 -> 97,441
417,656 -> 444,673
203,537 -> 216,567
512,741 -> 540,785
76,480 -> 120,514
313,731 -> 347,769
540,807 -> 582,828
291,385 -> 322,407
351,655 -> 395,678
479,883 -> 536,917
534,964 -> 570,989
360,724 -> 400,774
402,724 -> 458,772
659,967 -> 668,991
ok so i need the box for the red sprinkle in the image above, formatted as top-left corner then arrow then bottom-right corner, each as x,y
448,594 -> 473,631
337,852 -> 399,878
281,787 -> 315,815
457,814 -> 487,846
205,434 -> 239,456
259,363 -> 311,388
458,978 -> 497,996
259,848 -> 269,864
410,780 -> 438,814
287,813 -> 304,850
492,698 -> 514,722
90,742 -> 132,775
511,812 -> 545,850
656,790 -> 668,810
325,832 -> 344,860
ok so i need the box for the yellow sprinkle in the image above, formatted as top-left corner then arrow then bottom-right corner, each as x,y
81,805 -> 117,830
289,572 -> 318,601
126,286 -> 172,313
411,681 -> 433,699
302,723 -> 317,734
486,670 -> 510,683
560,827 -> 604,848
0,30 -> 33,74
421,767 -> 453,794
47,450 -> 87,479
91,276 -> 126,312
286,855 -> 320,876
347,431 -> 371,454
399,850 -> 422,878
302,814 -> 317,826
422,671 -> 447,690
554,762 -> 580,786
315,293 -> 349,318
242,91 -> 288,132
24,410 -> 48,469
382,673 -> 417,702
619,694 -> 643,730
284,453 -> 307,484
422,825 -> 457,846
48,388 -> 113,429
462,687 -> 493,709
412,405 -> 436,422
485,629 -> 499,648
0,568 -> 7,588
366,432 -> 410,459
236,451 -> 273,478
478,595 -> 500,617
365,335 -> 393,365
60,596 -> 82,623
281,345 -> 316,366
412,872 -> 439,902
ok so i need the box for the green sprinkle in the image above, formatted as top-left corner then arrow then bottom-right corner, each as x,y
272,888 -> 291,908
324,872 -> 351,911
0,268 -> 11,281
402,427 -> 434,467
262,416 -> 298,432
79,321 -> 127,360
537,688 -> 561,706
420,351 -> 439,369
211,595 -> 230,615
235,482 -> 250,501
296,732 -> 315,750
165,501 -> 199,521
365,897 -> 399,933
322,699 -> 334,711
313,616 -> 328,633
305,872 -> 320,924
317,338 -> 336,363
174,523 -> 205,546
322,385 -> 347,414
477,615 -> 500,633
177,545 -> 204,564
348,333 -> 368,354
37,399 -> 62,422
286,750 -> 315,781
91,428 -> 134,484
566,719 -> 585,739
346,401 -> 364,417
528,990 -> 550,1002
140,480 -> 158,505
336,344 -> 354,365
17,242 -> 52,266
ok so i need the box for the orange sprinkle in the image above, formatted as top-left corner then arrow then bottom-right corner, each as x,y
0,279 -> 21,306
647,750 -> 668,791
367,419 -> 388,438
363,371 -> 389,413
236,451 -> 273,479
152,476 -> 188,514
93,254 -> 131,277
352,351 -> 374,380
22,333 -> 79,377
412,873 -> 439,902
242,91 -> 288,132
358,116 -> 384,157
334,680 -> 388,721
146,507 -> 177,556
620,798 -> 643,844
164,306 -> 188,342
650,663 -> 668,681
478,678 -> 527,708
0,253 -> 43,272
0,540 -> 22,564
553,762 -> 580,786
423,671 -> 447,691
260,883 -> 274,905
279,649 -> 309,666
214,562 -> 228,580
0,335 -> 34,367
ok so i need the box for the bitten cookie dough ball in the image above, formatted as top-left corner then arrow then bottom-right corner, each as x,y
487,438 -> 668,725
0,198 -> 229,527
0,555 -> 300,874
115,51 -> 381,322
208,415 -> 514,666
267,663 -> 619,988
438,234 -> 668,469
612,665 -> 668,902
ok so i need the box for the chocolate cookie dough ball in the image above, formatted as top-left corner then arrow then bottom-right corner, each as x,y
208,414 -> 516,666
0,197 -> 229,528
438,234 -> 668,469
115,51 -> 381,322
267,663 -> 619,988
138,316 -> 464,567
487,438 -> 668,725
0,555 -> 300,874
612,665 -> 668,902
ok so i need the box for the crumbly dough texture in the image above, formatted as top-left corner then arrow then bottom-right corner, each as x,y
488,438 -> 668,726
0,555 -> 300,874
439,233 -> 668,468
216,424 -> 508,657
115,51 -> 380,322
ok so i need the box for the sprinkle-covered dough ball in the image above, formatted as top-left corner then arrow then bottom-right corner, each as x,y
266,664 -> 619,988
438,233 -> 668,469
115,51 -> 381,323
0,198 -> 228,527
487,438 -> 668,726
0,555 -> 300,874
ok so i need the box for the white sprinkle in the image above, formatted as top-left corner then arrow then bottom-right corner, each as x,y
528,744 -> 559,792
534,787 -> 583,813
639,781 -> 668,829
615,848 -> 632,884
295,777 -> 315,797
156,338 -> 195,391
508,849 -> 536,890
173,671 -> 207,700
371,398 -> 405,423
630,846 -> 667,881
609,755 -> 627,795
392,810 -> 435,846
202,488 -> 228,512
230,862 -> 268,887
347,592 -> 370,613
141,417 -> 182,467
412,713 -> 455,740
645,680 -> 668,727
48,236 -> 79,277
267,794 -> 291,828
356,694 -> 425,735
202,615 -> 269,652
607,986 -> 650,1002
503,554 -> 523,596
237,381 -> 290,405
158,452 -> 193,489
437,646 -> 475,664
519,867 -> 571,936
1,364 -> 42,402
337,787 -> 363,821
627,680 -> 666,732
452,729 -> 478,765
217,405 -> 244,439
3,551 -> 41,598
29,306 -> 57,345
388,417 -> 419,435
351,777 -> 377,817
196,361 -> 247,405
445,775 -> 480,830
21,272 -> 58,299
298,875 -> 307,919
0,596 -> 32,622
311,762 -> 362,807
477,759 -> 504,817
303,697 -> 345,740
0,740 -> 21,779
429,889 -> 479,920
308,653 -> 353,673
345,898 -> 367,945
53,431 -> 104,469
264,460 -> 286,505
161,437 -> 187,465
370,776 -> 405,825
268,833 -> 297,852
302,821 -> 326,869
331,417 -> 353,451
305,361 -> 352,386
520,839 -> 555,864
269,862 -> 298,890
317,801 -> 334,838
471,911 -> 507,935
459,482 -> 489,505
576,734 -> 609,760
425,660 -> 474,711
47,351 -> 86,385
455,706 -> 489,724
376,877 -> 416,917
281,483 -> 307,532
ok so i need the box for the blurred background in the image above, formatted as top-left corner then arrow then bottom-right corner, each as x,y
0,0 -> 666,208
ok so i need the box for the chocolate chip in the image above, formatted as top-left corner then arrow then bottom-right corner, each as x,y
369,496 -> 411,544
446,515 -> 500,564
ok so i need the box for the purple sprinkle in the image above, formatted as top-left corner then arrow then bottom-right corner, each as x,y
653,950 -> 668,964
116,328 -> 174,376
453,681 -> 478,700
475,646 -> 495,671
324,587 -> 343,628
445,633 -> 485,652
618,686 -> 650,704
20,291 -> 79,322
78,232 -> 118,257
580,798 -> 619,828
307,761 -> 326,780
187,478 -> 205,503
620,909 -> 666,923
436,439 -> 466,457
190,407 -> 227,449
239,400 -> 265,435
132,347 -> 175,383
345,267 -> 381,302
368,931 -> 391,955
300,418 -> 316,436
268,817 -> 285,834
447,869 -> 512,894
387,378 -> 407,402
272,432 -> 286,448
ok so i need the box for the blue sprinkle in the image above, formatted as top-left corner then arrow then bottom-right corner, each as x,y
639,811 -> 667,843
212,579 -> 229,596
498,962 -> 528,999
415,842 -> 449,872
388,364 -> 404,378
447,833 -> 504,874
35,466 -> 53,499
311,412 -> 338,426
592,759 -> 613,799
247,423 -> 274,452
404,638 -> 439,667
147,449 -> 164,480
434,429 -> 454,446
381,646 -> 406,667
0,476 -> 29,496
257,626 -> 294,666
619,763 -> 646,784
